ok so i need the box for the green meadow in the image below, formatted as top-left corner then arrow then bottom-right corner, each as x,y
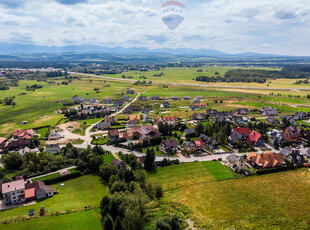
147,163 -> 310,229
0,174 -> 108,223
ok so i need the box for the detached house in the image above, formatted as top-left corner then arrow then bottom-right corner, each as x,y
183,141 -> 196,153
294,111 -> 307,120
283,126 -> 302,143
108,130 -> 120,143
235,108 -> 249,115
247,130 -> 264,146
127,89 -> 135,94
161,139 -> 178,154
262,106 -> 278,116
226,154 -> 245,172
232,127 -> 251,139
161,101 -> 171,108
104,98 -> 113,104
190,113 -> 206,120
280,147 -> 305,165
2,179 -> 25,205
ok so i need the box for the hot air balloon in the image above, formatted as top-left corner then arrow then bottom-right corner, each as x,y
161,1 -> 184,31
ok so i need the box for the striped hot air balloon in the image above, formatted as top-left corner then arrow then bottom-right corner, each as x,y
161,1 -> 184,31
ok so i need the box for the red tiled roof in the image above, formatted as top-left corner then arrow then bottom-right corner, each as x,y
0,137 -> 6,145
25,188 -> 35,199
247,130 -> 262,144
194,140 -> 204,147
233,127 -> 250,135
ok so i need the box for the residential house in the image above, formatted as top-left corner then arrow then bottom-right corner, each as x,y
114,100 -> 124,108
139,96 -> 147,101
304,129 -> 310,142
122,96 -> 131,101
235,108 -> 249,115
126,119 -> 140,128
129,114 -> 141,121
123,105 -> 141,114
111,159 -> 127,171
141,107 -> 151,114
161,139 -> 178,154
232,127 -> 251,139
104,98 -> 113,104
294,111 -> 307,120
262,106 -> 278,116
190,105 -> 199,111
49,132 -> 63,140
161,101 -> 171,108
280,147 -> 306,165
155,116 -> 179,125
46,144 -> 61,155
108,130 -> 120,143
72,95 -> 86,103
195,103 -> 207,109
171,96 -> 180,101
247,130 -> 264,146
206,109 -> 218,117
247,151 -> 285,169
89,98 -> 100,104
13,129 -> 35,139
267,129 -> 284,146
183,96 -> 191,100
194,96 -> 203,102
105,116 -> 117,123
183,141 -> 196,153
226,154 -> 245,172
283,126 -> 302,143
190,113 -> 206,120
150,95 -> 161,100
94,121 -> 111,130
228,132 -> 243,147
199,134 -> 218,149
266,117 -> 280,126
127,125 -> 160,144
232,116 -> 245,126
194,139 -> 204,150
282,115 -> 296,125
183,128 -> 196,137
2,179 -> 25,205
0,137 -> 7,152
127,89 -> 135,94
35,181 -> 54,199
143,114 -> 152,123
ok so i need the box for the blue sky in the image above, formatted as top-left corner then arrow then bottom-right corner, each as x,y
0,0 -> 310,55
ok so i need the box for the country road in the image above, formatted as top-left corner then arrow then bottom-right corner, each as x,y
69,72 -> 310,91
84,89 -> 148,146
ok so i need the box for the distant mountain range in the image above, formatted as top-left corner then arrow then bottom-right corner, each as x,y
0,43 -> 284,58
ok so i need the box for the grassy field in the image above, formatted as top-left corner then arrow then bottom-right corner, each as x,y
103,153 -> 115,164
201,161 -> 234,180
0,78 -> 133,136
147,163 -> 310,229
0,209 -> 102,230
0,174 -> 108,223
32,172 -> 61,182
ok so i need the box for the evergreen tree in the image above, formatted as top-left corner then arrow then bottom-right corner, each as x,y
144,150 -> 155,171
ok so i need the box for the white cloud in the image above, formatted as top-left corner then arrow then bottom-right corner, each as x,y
0,0 -> 310,55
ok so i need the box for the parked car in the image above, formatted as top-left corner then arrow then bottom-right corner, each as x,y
29,209 -> 35,216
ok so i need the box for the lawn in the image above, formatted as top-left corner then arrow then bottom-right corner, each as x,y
91,136 -> 108,145
0,174 -> 108,223
103,153 -> 115,164
200,161 -> 234,180
147,164 -> 310,229
0,208 -> 102,230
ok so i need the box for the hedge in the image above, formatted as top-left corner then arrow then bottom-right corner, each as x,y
256,165 -> 302,175
44,172 -> 82,185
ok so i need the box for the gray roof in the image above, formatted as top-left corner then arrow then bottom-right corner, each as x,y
227,154 -> 245,163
